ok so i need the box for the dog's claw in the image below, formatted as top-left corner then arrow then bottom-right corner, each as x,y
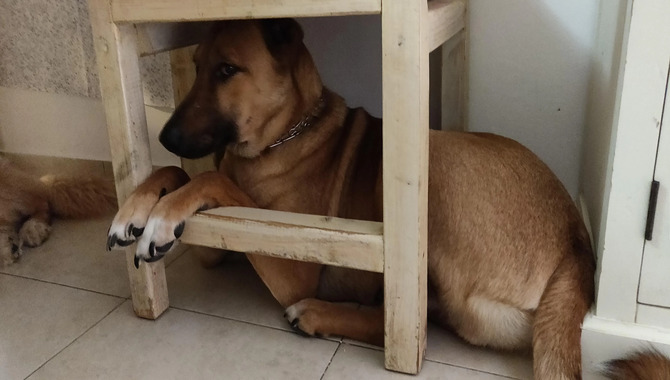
107,234 -> 117,251
134,255 -> 140,269
174,222 -> 185,239
115,239 -> 134,247
127,224 -> 134,238
156,241 -> 174,254
149,242 -> 156,257
289,318 -> 310,337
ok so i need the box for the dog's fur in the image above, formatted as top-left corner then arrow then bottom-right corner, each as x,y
604,350 -> 670,380
107,19 -> 596,379
0,157 -> 116,266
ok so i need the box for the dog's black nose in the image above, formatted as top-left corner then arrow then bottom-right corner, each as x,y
159,122 -> 213,159
159,124 -> 182,154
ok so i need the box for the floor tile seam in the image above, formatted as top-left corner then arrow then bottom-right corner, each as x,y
22,300 -> 126,380
319,342 -> 342,380
332,341 -> 523,380
422,356 -> 523,380
0,272 -> 126,299
166,305 -> 344,346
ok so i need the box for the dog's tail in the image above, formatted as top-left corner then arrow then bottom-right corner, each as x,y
604,349 -> 670,380
532,226 -> 596,380
40,175 -> 117,219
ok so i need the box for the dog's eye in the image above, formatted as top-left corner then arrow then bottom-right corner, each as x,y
215,63 -> 239,80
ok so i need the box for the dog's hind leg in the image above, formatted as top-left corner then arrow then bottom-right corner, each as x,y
18,198 -> 52,248
19,218 -> 52,248
0,227 -> 22,266
284,298 -> 384,346
448,295 -> 534,351
107,166 -> 190,250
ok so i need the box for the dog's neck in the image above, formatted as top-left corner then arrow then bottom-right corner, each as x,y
266,95 -> 326,150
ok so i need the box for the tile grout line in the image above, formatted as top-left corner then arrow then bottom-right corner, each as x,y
168,305 -> 345,347
171,306 -> 521,379
0,272 -> 126,300
335,338 -> 523,380
22,300 -> 126,380
422,357 -> 523,380
319,341 -> 341,380
168,305 -> 298,335
0,245 -> 191,300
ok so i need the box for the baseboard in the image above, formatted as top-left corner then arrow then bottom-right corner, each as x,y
581,312 -> 670,379
0,86 -> 180,167
1,152 -> 112,180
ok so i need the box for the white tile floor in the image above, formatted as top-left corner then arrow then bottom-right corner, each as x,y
1,215 -> 534,380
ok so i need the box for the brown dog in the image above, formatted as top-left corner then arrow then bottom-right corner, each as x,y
107,19 -> 595,379
0,157 -> 116,266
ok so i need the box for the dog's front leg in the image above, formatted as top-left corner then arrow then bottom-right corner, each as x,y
107,166 -> 190,250
285,299 -> 384,346
133,171 -> 256,265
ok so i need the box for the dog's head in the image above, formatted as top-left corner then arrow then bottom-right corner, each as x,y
159,18 -> 322,159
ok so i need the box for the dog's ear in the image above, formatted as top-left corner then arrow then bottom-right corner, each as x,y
259,18 -> 304,58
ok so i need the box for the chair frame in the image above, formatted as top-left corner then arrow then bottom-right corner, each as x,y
87,0 -> 467,373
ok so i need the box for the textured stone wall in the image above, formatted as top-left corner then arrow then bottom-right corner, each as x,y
0,0 -> 174,108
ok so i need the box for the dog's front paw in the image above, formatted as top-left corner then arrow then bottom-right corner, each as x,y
107,190 -> 166,251
133,194 -> 188,267
284,299 -> 326,338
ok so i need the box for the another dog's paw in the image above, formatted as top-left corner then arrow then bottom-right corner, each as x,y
284,299 -> 326,338
19,218 -> 52,247
0,229 -> 22,266
133,194 -> 188,267
107,190 -> 165,251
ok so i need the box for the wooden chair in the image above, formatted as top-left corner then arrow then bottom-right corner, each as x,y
87,0 -> 467,374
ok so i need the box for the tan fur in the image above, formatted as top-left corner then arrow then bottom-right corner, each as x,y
605,350 -> 670,380
110,19 -> 596,379
0,157 -> 116,266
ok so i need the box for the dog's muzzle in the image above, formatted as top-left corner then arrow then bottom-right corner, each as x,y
159,111 -> 237,159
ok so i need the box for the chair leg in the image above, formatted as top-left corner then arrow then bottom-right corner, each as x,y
88,0 -> 169,319
441,29 -> 468,131
381,0 -> 429,374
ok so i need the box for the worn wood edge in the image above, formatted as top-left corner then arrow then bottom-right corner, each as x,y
381,0 -> 429,374
202,207 -> 383,234
137,22 -> 211,57
87,0 -> 169,319
112,0 -> 381,23
179,208 -> 384,273
427,0 -> 466,52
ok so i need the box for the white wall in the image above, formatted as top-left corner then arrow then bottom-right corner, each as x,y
468,0 -> 600,197
305,1 -> 601,197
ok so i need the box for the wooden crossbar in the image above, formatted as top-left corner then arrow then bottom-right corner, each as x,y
427,0 -> 466,52
112,0 -> 382,23
133,1 -> 464,57
181,207 -> 384,273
